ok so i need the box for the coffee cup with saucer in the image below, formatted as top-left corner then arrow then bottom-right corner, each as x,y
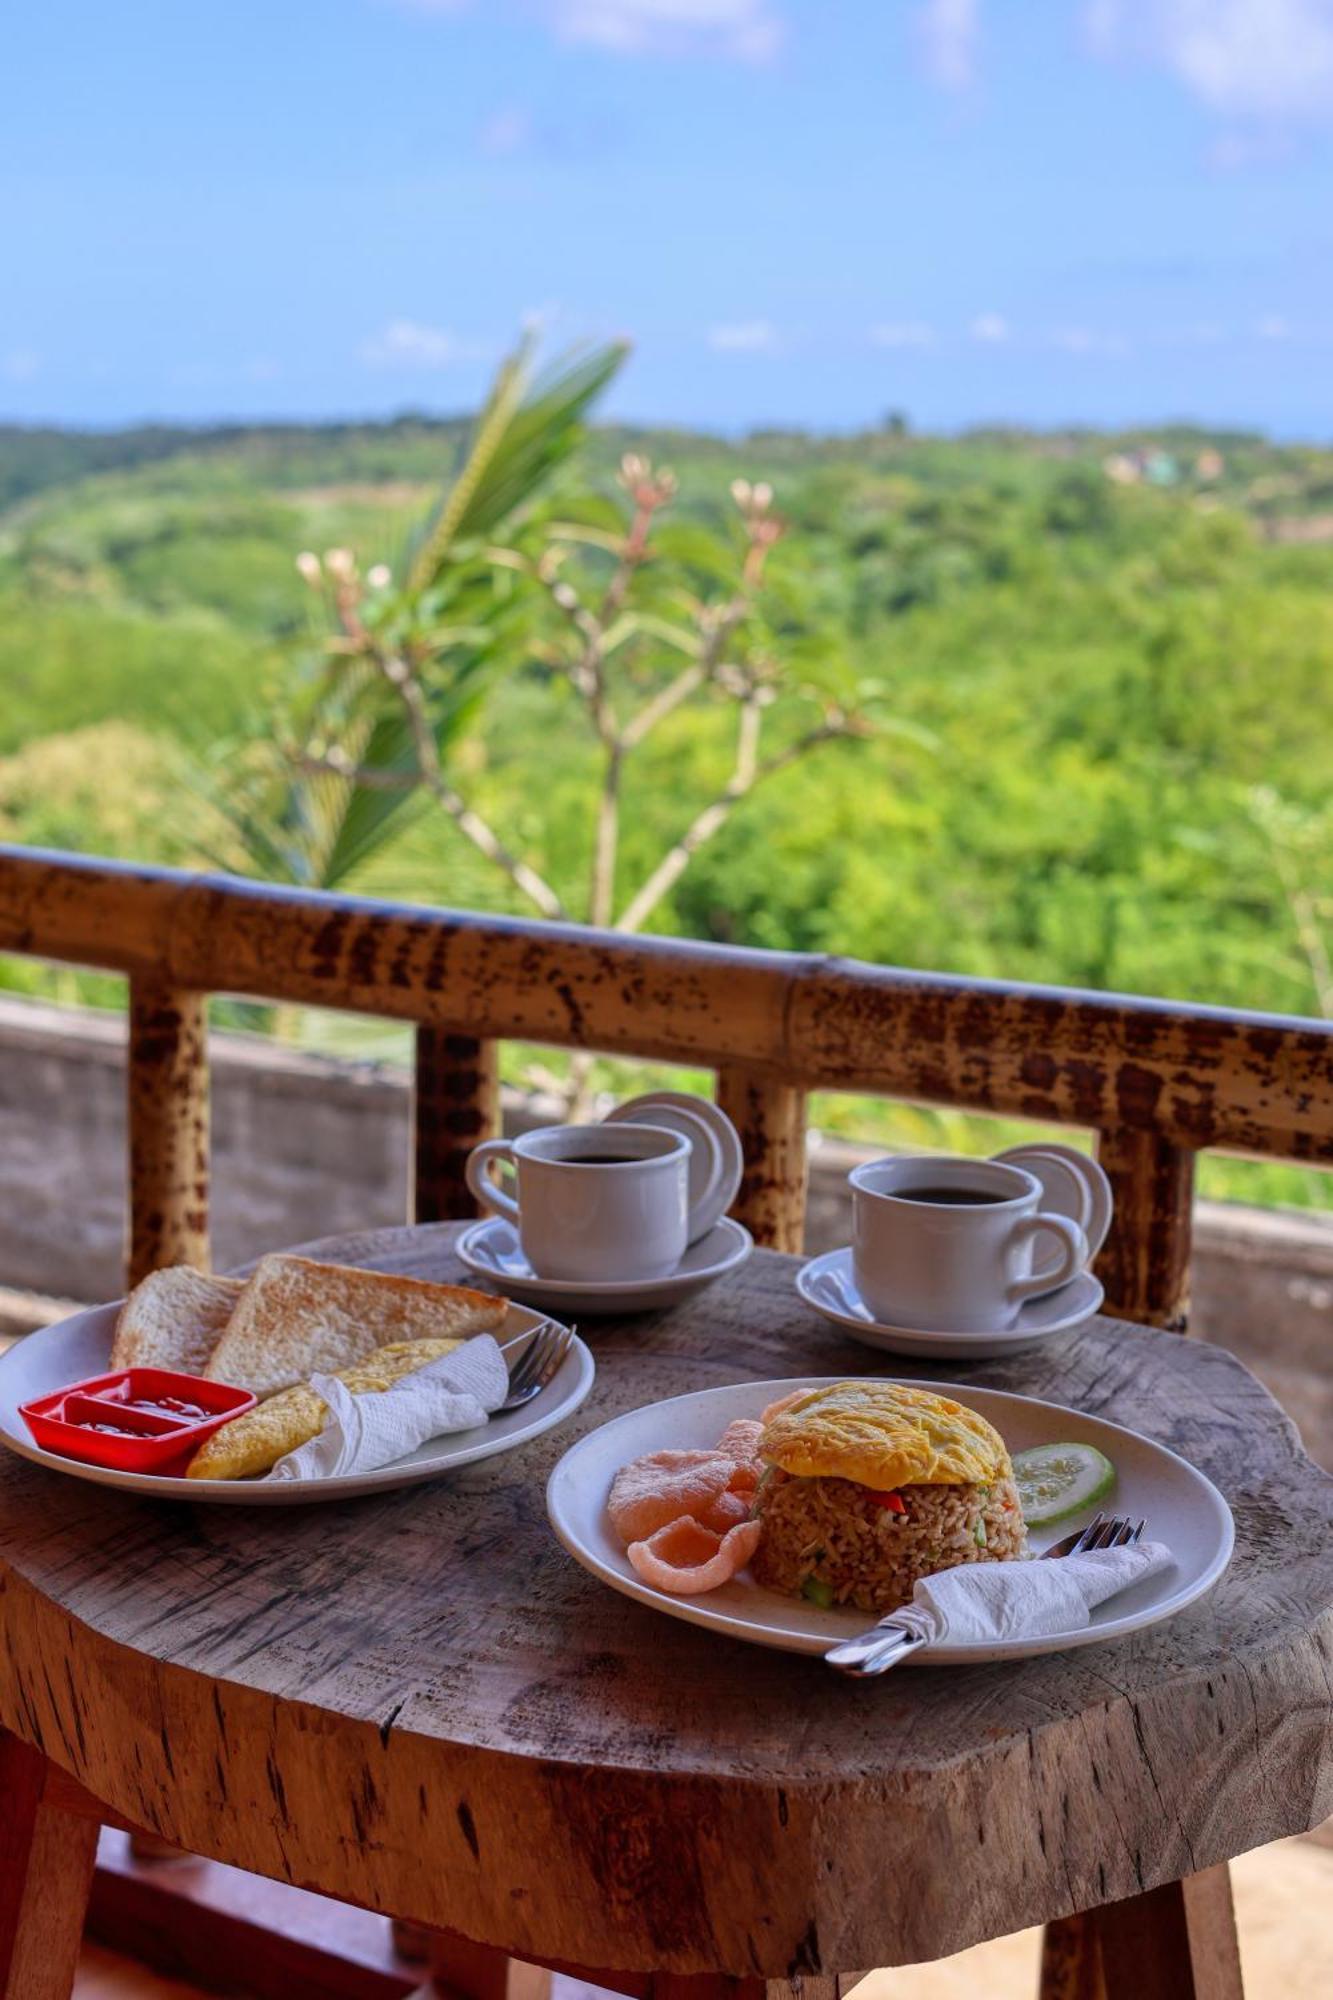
797,1153 -> 1100,1358
459,1121 -> 752,1313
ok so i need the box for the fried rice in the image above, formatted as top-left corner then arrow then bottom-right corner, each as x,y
750,1468 -> 1028,1615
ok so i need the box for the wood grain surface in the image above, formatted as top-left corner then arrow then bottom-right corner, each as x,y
1,1227 -> 1331,1978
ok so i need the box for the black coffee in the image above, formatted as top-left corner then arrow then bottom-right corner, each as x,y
561,1151 -> 643,1166
897,1186 -> 1006,1205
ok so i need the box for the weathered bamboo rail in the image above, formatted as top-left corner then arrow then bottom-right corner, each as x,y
2,841 -> 1332,2000
2,844 -> 1332,1328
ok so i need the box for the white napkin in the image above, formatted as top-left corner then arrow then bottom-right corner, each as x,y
264,1335 -> 509,1482
887,1541 -> 1174,1647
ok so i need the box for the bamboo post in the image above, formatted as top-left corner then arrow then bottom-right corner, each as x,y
715,1067 -> 807,1253
413,1029 -> 500,1223
126,979 -> 210,1287
1092,1126 -> 1195,1330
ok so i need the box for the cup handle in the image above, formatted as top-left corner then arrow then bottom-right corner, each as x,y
465,1139 -> 520,1226
1006,1213 -> 1087,1303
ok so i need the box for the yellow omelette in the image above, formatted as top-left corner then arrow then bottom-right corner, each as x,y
759,1380 -> 1010,1491
187,1337 -> 463,1480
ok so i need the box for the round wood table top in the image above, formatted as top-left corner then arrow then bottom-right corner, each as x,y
1,1224 -> 1331,1978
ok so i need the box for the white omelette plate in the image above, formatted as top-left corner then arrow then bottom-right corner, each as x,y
458,1215 -> 753,1314
0,1299 -> 594,1505
796,1250 -> 1104,1356
546,1376 -> 1234,1661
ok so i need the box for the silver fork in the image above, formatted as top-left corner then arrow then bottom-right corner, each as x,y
496,1320 -> 575,1415
825,1513 -> 1147,1677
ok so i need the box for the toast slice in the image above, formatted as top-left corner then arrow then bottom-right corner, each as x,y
202,1254 -> 507,1398
110,1266 -> 245,1377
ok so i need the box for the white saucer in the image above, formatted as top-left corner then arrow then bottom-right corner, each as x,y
795,1248 -> 1104,1357
994,1142 -> 1113,1280
603,1092 -> 743,1244
457,1215 -> 753,1315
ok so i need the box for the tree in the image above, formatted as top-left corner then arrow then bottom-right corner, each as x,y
212,337 -> 878,936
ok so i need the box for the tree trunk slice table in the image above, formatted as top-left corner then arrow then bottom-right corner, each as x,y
1,1225 -> 1331,1998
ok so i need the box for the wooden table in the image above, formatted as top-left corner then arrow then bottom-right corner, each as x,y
2,1225 -> 1333,2000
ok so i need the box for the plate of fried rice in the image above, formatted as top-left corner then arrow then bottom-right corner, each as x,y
546,1377 -> 1234,1660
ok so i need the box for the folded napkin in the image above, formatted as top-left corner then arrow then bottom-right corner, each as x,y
885,1541 -> 1174,1648
265,1335 -> 509,1482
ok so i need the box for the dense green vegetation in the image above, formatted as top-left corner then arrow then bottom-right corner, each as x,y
2,407 -> 1331,1208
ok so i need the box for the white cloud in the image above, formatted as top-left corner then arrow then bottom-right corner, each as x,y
871,321 -> 935,348
708,319 -> 779,352
548,0 -> 782,61
1257,313 -> 1291,339
1087,1 -> 1333,118
360,320 -> 488,368
479,104 -> 534,155
1050,326 -> 1130,356
388,0 -> 782,59
1,349 -> 40,382
970,311 -> 1009,343
1207,128 -> 1296,169
918,0 -> 979,92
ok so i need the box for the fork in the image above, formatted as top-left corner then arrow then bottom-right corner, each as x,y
496,1320 -> 575,1415
825,1513 -> 1147,1677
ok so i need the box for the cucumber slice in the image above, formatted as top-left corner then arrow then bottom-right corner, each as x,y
1011,1442 -> 1116,1527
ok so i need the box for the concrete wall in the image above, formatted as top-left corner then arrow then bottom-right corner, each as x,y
2,994 -> 1331,1462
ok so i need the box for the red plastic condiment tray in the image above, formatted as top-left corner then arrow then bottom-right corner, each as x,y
20,1367 -> 255,1474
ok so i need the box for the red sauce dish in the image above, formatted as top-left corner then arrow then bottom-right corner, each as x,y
20,1368 -> 255,1474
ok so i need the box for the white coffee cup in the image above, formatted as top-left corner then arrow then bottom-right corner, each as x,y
464,1123 -> 700,1283
849,1155 -> 1088,1333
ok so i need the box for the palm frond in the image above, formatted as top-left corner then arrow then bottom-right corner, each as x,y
408,338 -> 627,591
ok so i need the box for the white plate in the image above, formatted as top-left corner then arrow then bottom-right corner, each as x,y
604,1092 -> 744,1244
796,1248 -> 1104,1356
546,1376 -> 1234,1662
457,1215 -> 753,1314
0,1301 -> 594,1506
994,1143 -> 1113,1280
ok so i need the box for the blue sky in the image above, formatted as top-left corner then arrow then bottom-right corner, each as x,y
6,0 -> 1333,434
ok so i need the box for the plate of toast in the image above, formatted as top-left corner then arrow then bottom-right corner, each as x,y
0,1253 -> 594,1504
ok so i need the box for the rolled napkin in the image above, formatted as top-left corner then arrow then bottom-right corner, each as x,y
881,1541 -> 1174,1649
825,1542 -> 1174,1669
264,1334 -> 508,1482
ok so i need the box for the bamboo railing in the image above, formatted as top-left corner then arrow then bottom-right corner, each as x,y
1,844 -> 1331,1325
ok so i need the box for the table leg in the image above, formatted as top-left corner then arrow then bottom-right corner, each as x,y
1039,1913 -> 1106,2000
1041,1867 -> 1243,2000
426,1931 -> 553,2000
0,1731 -> 99,2000
645,1976 -> 850,2000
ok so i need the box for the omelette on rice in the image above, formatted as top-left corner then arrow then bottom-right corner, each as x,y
750,1381 -> 1027,1614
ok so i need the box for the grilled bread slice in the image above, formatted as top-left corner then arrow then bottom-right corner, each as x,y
202,1254 -> 506,1398
188,1337 -> 464,1480
110,1267 -> 245,1377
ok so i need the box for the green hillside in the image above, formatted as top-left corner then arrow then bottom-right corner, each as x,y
2,411 -> 1330,1207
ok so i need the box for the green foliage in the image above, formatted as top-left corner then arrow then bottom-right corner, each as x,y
2,401 -> 1331,1206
